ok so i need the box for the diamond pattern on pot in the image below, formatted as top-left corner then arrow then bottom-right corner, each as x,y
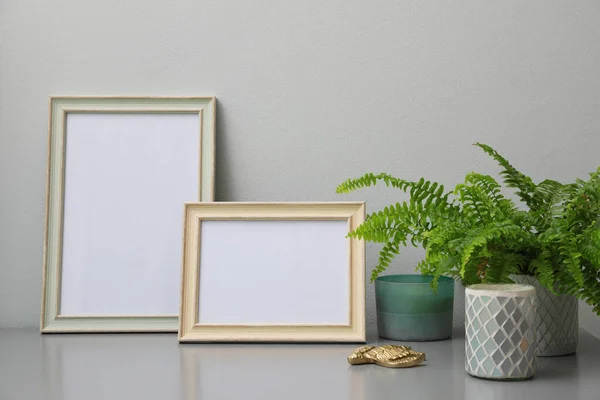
511,275 -> 578,357
465,293 -> 537,380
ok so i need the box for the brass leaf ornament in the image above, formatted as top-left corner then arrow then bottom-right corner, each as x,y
348,344 -> 426,368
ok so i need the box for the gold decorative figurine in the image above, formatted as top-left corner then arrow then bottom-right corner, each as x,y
347,344 -> 426,368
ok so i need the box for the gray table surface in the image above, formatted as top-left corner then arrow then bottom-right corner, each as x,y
0,329 -> 598,400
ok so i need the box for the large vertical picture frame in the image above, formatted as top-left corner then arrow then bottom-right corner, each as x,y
179,202 -> 366,343
41,96 -> 216,332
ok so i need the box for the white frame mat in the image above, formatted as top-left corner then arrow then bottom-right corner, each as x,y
179,202 -> 366,343
41,96 -> 216,332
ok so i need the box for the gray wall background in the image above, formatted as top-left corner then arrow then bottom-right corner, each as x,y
1,0 -> 599,336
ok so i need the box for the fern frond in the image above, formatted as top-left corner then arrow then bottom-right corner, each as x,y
532,179 -> 564,206
336,173 -> 451,208
348,215 -> 404,243
580,224 -> 600,266
578,266 -> 600,314
418,254 -> 460,291
466,172 -> 514,216
559,239 -> 585,287
457,221 -> 526,279
454,175 -> 508,224
371,240 -> 402,282
461,261 -> 480,285
530,249 -> 556,291
336,173 -> 409,193
474,143 -> 538,209
485,252 -> 524,283
463,173 -> 517,220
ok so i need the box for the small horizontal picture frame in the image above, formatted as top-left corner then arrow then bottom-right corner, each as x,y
41,96 -> 216,333
179,202 -> 366,343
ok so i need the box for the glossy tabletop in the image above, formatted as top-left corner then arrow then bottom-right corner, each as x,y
0,329 -> 598,400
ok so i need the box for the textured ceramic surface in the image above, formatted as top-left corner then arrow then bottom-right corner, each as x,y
512,275 -> 578,356
375,275 -> 454,341
465,284 -> 537,380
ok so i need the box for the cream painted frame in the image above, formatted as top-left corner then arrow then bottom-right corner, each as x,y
41,96 -> 216,333
179,202 -> 366,343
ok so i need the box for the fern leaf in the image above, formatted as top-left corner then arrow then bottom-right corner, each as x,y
580,224 -> 600,266
335,173 -> 411,194
370,240 -> 402,282
474,143 -> 538,209
530,249 -> 556,291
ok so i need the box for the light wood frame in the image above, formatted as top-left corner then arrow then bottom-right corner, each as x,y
41,96 -> 216,333
179,202 -> 366,343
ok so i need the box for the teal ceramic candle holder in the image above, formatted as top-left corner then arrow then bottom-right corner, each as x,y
375,275 -> 454,341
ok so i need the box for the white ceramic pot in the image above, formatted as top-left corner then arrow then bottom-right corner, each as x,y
511,275 -> 578,356
465,284 -> 537,380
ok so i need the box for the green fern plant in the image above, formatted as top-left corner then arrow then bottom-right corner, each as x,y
475,143 -> 600,315
337,143 -> 600,315
336,170 -> 536,289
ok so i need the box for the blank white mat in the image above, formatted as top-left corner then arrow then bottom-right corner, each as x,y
60,113 -> 200,316
198,220 -> 350,325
